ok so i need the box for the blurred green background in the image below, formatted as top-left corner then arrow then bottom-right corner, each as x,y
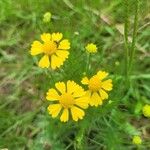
0,0 -> 150,149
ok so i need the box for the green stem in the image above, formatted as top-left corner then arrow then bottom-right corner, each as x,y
137,145 -> 140,150
129,0 -> 139,74
76,126 -> 84,150
45,69 -> 55,84
86,53 -> 90,73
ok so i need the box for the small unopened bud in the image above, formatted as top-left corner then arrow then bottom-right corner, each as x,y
43,12 -> 51,23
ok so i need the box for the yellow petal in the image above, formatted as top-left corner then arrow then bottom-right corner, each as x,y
66,80 -> 76,94
51,54 -> 64,69
71,106 -> 85,121
75,97 -> 89,109
85,90 -> 92,97
99,89 -> 108,100
55,82 -> 66,94
46,88 -> 60,101
58,39 -> 70,50
72,85 -> 85,98
60,109 -> 69,122
101,79 -> 113,91
47,104 -> 62,118
56,50 -> 69,60
38,55 -> 50,68
90,92 -> 102,107
31,41 -> 43,55
41,33 -> 51,42
66,80 -> 86,98
81,77 -> 89,85
97,71 -> 108,80
52,32 -> 63,42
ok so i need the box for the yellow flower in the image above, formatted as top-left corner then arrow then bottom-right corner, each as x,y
132,135 -> 142,145
46,81 -> 89,122
43,12 -> 51,23
142,104 -> 150,117
30,33 -> 70,69
81,71 -> 113,107
85,43 -> 97,53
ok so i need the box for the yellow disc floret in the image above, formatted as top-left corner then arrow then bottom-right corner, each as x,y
43,41 -> 57,55
88,75 -> 101,92
59,93 -> 75,108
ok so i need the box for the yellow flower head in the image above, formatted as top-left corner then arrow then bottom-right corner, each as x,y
43,12 -> 51,23
132,135 -> 142,145
142,104 -> 150,117
46,81 -> 89,122
30,33 -> 70,69
85,43 -> 97,53
81,71 -> 113,107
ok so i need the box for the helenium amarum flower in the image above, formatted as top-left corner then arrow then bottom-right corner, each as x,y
46,81 -> 89,122
81,71 -> 113,107
30,33 -> 70,69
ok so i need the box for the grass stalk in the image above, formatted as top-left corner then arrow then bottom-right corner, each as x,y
124,0 -> 130,87
86,53 -> 90,73
129,0 -> 139,74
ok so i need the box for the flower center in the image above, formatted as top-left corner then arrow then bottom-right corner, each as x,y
88,75 -> 101,92
59,93 -> 75,108
43,41 -> 57,55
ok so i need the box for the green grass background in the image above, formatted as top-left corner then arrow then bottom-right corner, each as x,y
0,0 -> 150,149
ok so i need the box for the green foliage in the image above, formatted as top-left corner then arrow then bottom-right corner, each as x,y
0,0 -> 150,150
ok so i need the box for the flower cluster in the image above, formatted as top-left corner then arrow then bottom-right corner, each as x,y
46,70 -> 112,122
30,32 -> 113,122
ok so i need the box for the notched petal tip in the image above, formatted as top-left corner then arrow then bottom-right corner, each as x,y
52,32 -> 63,42
60,109 -> 69,122
58,39 -> 70,50
38,55 -> 50,68
40,33 -> 51,42
81,77 -> 89,85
